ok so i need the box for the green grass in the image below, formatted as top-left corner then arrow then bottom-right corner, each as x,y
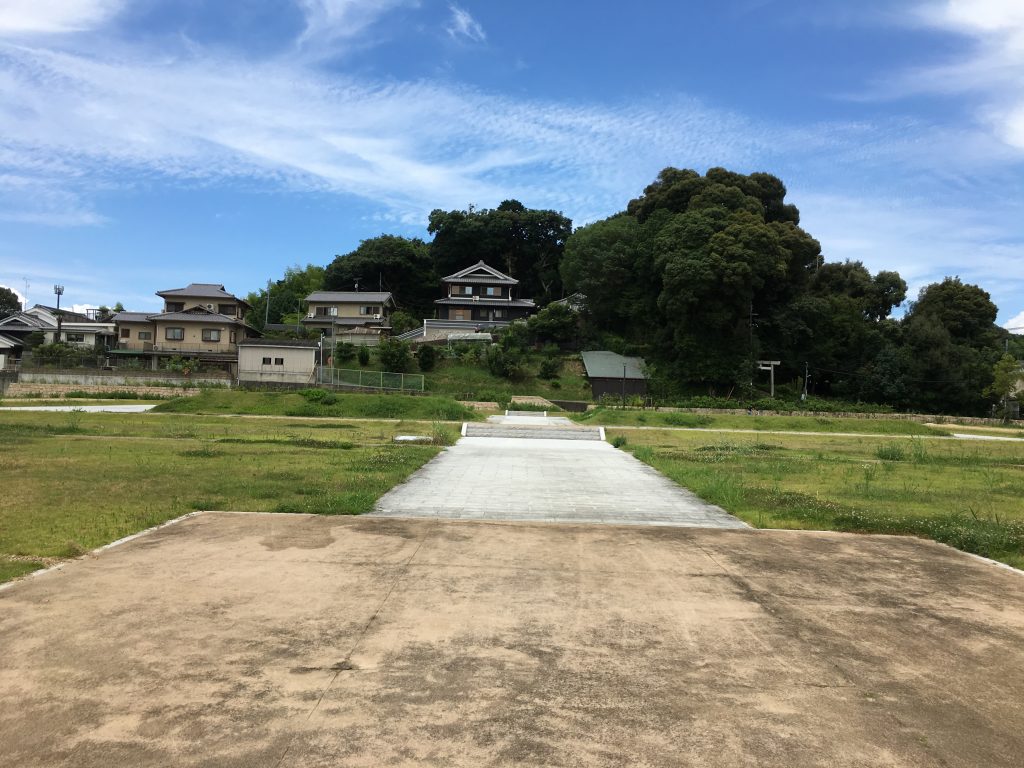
153,389 -> 477,421
0,411 -> 442,583
578,407 -> 948,435
423,356 -> 592,404
615,428 -> 1024,568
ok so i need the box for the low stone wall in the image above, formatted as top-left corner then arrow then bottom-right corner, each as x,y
4,383 -> 199,399
18,371 -> 230,387
457,400 -> 501,412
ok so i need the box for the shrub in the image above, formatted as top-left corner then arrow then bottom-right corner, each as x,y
334,343 -> 356,362
357,345 -> 370,366
390,310 -> 419,335
538,357 -> 561,380
377,338 -> 411,372
418,344 -> 437,372
486,346 -> 527,380
875,442 -> 906,461
611,435 -> 628,448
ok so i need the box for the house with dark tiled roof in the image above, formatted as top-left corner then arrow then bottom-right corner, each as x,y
0,305 -> 116,366
112,283 -> 259,371
301,290 -> 393,345
435,261 -> 535,324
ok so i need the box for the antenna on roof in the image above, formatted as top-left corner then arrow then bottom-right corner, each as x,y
354,277 -> 361,293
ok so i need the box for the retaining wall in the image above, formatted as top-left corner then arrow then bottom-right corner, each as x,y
4,383 -> 200,399
17,371 -> 229,388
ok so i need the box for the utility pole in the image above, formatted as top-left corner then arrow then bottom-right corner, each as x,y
22,278 -> 29,311
264,280 -> 271,328
53,284 -> 64,343
803,362 -> 809,400
622,363 -> 627,408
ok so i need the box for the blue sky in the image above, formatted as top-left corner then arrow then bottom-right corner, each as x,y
1,0 -> 1023,329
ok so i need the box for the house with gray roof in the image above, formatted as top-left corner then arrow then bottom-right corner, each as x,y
112,283 -> 259,372
580,351 -> 648,401
301,290 -> 393,345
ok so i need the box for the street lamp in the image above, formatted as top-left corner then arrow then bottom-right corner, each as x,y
53,284 -> 64,344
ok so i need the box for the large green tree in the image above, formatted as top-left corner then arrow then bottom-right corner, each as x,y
246,264 -> 325,331
0,286 -> 21,318
564,168 -> 824,390
324,236 -> 434,318
428,200 -> 572,304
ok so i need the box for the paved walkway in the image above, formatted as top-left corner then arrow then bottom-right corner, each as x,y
373,419 -> 746,527
3,512 -> 1023,767
0,404 -> 157,413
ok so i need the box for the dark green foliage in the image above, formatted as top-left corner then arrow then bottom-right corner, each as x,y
538,356 -> 561,379
357,345 -> 370,366
527,302 -> 578,345
324,235 -> 434,318
246,264 -> 325,331
563,167 -> 1006,416
417,344 -> 437,372
428,200 -> 572,304
377,338 -> 411,373
333,343 -> 356,362
389,310 -> 419,335
486,346 -> 527,380
0,286 -> 21,318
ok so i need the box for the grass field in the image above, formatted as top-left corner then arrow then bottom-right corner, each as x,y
610,428 -> 1024,568
153,389 -> 478,420
424,356 -> 593,404
0,410 -> 443,582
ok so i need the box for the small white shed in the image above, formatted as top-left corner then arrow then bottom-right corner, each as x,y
237,339 -> 319,385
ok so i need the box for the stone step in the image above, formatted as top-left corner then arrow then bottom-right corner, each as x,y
464,423 -> 603,441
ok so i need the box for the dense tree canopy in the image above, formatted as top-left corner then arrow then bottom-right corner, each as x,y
428,200 -> 572,304
246,264 -> 325,331
563,167 -> 1008,414
0,286 -> 21,318
324,235 -> 434,318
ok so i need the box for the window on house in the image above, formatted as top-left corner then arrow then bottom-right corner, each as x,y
229,331 -> 236,343
165,327 -> 184,341
218,304 -> 235,316
262,357 -> 272,365
493,309 -> 505,319
486,287 -> 498,296
120,328 -> 131,339
317,306 -> 338,316
202,329 -> 221,342
274,358 -> 284,365
66,332 -> 85,343
138,331 -> 152,341
166,302 -> 184,312
463,286 -> 473,295
359,306 -> 381,315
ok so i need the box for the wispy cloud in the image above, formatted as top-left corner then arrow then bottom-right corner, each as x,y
446,4 -> 485,43
882,1 -> 1024,151
0,0 -> 126,35
296,0 -> 416,48
0,42 -> 777,227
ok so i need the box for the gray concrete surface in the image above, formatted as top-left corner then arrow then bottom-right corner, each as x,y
2,512 -> 1024,767
0,404 -> 157,413
373,436 -> 746,527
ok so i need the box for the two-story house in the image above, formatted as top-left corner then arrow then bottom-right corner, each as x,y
113,283 -> 259,371
434,261 -> 535,323
301,291 -> 393,345
0,305 -> 115,365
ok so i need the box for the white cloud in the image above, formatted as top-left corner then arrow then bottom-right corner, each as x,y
1004,310 -> 1024,332
0,0 -> 125,35
446,4 -> 485,43
886,2 -> 1024,151
296,0 -> 416,47
0,43 -> 774,226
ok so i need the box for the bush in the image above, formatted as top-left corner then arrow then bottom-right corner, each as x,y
486,346 -> 527,380
357,346 -> 370,366
875,442 -> 906,461
418,344 -> 437,372
611,435 -> 628,448
334,343 -> 356,362
390,310 -> 419,335
377,338 -> 411,372
538,357 -> 561,380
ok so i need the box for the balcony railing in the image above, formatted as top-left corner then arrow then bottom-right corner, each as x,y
117,341 -> 237,355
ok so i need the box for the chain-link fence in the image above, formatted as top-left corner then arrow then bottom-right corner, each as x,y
316,367 -> 424,392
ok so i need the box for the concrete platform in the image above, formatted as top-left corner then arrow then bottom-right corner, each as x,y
372,436 -> 746,527
2,513 -> 1023,767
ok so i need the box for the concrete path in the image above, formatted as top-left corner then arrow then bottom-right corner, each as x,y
3,512 -> 1023,768
0,404 -> 157,413
373,433 -> 746,527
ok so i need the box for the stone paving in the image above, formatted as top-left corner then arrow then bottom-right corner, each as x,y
372,429 -> 747,527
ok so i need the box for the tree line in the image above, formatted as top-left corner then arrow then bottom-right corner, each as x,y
248,167 -> 1020,416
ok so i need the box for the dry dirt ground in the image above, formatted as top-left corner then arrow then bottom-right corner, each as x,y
2,512 -> 1023,767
